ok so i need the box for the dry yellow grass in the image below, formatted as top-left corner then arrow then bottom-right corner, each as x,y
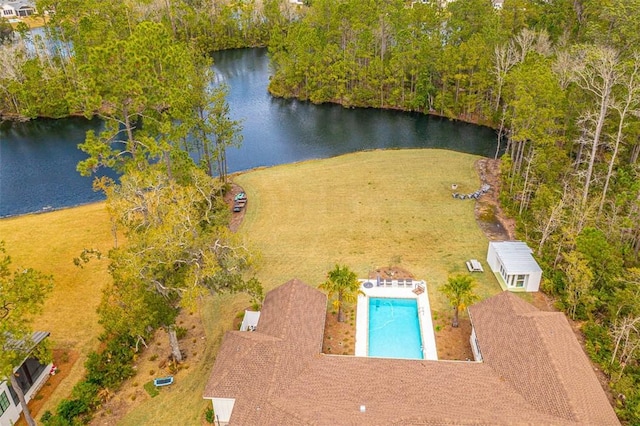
0,202 -> 114,411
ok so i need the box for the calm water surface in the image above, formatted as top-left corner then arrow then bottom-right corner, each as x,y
0,48 -> 498,217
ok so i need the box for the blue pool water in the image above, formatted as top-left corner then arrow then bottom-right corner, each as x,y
368,298 -> 423,359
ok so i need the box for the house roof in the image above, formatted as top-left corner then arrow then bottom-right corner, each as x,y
204,280 -> 619,425
490,241 -> 542,274
1,1 -> 35,10
468,292 -> 619,425
203,278 -> 327,408
3,331 -> 50,353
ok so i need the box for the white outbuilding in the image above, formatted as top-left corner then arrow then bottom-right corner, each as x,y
486,241 -> 542,292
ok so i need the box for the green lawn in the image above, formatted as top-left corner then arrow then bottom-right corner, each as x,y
1,149 -> 503,424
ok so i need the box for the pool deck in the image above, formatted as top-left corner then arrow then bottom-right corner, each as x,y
355,279 -> 438,361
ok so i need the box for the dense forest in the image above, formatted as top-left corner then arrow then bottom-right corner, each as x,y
2,0 -> 640,424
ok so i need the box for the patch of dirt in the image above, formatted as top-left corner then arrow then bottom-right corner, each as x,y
431,312 -> 474,361
15,349 -> 79,425
322,307 -> 356,356
474,158 -> 516,241
89,310 -> 208,425
367,267 -> 414,280
224,183 -> 247,233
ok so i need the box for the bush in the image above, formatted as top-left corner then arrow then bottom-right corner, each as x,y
40,411 -> 53,422
41,412 -> 73,426
175,325 -> 188,340
70,381 -> 100,407
85,335 -> 136,390
205,408 -> 215,423
57,398 -> 90,423
582,321 -> 613,368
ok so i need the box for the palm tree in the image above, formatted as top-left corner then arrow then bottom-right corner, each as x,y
318,264 -> 362,322
440,274 -> 478,328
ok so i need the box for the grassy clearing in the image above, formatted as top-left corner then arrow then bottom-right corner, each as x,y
0,203 -> 114,412
2,149 -> 503,424
119,148 -> 503,424
235,149 -> 500,308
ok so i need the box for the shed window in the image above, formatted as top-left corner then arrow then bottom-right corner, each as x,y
0,391 -> 10,416
499,263 -> 507,280
515,274 -> 526,288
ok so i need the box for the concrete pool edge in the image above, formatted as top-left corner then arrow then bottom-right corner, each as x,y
355,279 -> 438,361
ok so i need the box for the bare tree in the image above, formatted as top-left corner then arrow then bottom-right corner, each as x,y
492,44 -> 517,111
0,42 -> 27,114
610,314 -> 640,379
536,188 -> 567,256
570,45 -> 619,207
513,28 -> 537,63
599,53 -> 640,215
553,50 -> 575,90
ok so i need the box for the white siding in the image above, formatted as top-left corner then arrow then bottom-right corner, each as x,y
487,242 -> 542,292
486,242 -> 499,271
470,327 -> 482,362
0,381 -> 21,425
0,362 -> 53,426
212,398 -> 236,424
239,310 -> 261,331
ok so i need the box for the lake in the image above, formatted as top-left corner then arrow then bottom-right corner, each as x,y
0,48 -> 499,217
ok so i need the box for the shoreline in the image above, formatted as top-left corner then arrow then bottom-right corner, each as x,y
0,200 -> 106,221
267,89 -> 497,130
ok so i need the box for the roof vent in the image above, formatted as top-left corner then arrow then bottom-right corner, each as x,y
360,405 -> 366,413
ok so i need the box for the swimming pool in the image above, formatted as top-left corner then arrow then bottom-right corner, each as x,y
368,297 -> 424,359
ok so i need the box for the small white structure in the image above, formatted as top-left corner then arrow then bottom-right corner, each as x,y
1,332 -> 52,426
239,310 -> 260,331
1,0 -> 36,18
486,241 -> 542,292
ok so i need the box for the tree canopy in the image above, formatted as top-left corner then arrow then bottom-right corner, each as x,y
0,241 -> 53,426
319,264 -> 361,322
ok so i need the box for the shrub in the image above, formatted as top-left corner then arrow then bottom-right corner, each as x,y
84,335 -> 136,390
205,408 -> 215,423
583,321 -> 612,368
175,325 -> 188,340
40,411 -> 53,422
57,398 -> 90,423
41,412 -> 73,426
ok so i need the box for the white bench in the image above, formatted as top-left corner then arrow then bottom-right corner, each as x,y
466,259 -> 484,272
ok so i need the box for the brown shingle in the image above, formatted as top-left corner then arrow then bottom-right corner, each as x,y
204,280 -> 619,425
469,291 -> 619,426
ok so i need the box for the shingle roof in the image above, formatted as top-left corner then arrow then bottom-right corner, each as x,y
204,280 -> 619,425
468,291 -> 619,425
203,278 -> 327,419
